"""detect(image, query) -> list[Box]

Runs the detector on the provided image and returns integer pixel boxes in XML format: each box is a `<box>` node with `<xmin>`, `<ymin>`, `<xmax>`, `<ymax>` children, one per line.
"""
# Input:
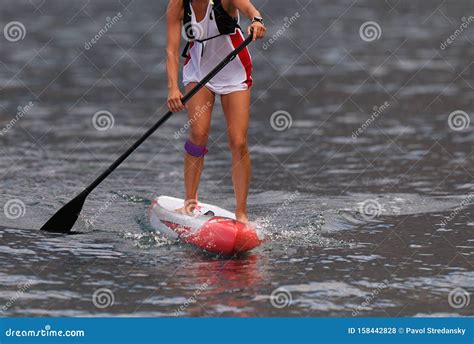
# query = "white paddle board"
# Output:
<box><xmin>148</xmin><ymin>196</ymin><xmax>263</xmax><ymax>255</ymax></box>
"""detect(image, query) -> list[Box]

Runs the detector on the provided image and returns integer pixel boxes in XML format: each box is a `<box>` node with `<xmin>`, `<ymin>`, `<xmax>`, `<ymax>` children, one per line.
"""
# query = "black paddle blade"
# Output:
<box><xmin>40</xmin><ymin>192</ymin><xmax>87</xmax><ymax>233</ymax></box>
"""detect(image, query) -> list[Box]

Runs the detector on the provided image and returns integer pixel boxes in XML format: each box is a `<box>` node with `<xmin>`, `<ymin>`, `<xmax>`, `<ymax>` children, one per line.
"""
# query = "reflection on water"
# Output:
<box><xmin>0</xmin><ymin>0</ymin><xmax>473</xmax><ymax>316</ymax></box>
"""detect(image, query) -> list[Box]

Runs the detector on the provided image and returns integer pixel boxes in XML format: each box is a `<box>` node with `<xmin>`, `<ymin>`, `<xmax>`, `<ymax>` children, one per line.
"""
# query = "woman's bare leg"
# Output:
<box><xmin>177</xmin><ymin>83</ymin><xmax>215</xmax><ymax>214</ymax></box>
<box><xmin>221</xmin><ymin>89</ymin><xmax>251</xmax><ymax>223</ymax></box>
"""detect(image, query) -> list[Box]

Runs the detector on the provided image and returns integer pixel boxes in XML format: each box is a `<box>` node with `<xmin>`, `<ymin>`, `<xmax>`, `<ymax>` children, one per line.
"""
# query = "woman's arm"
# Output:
<box><xmin>166</xmin><ymin>0</ymin><xmax>185</xmax><ymax>112</ymax></box>
<box><xmin>230</xmin><ymin>0</ymin><xmax>266</xmax><ymax>40</ymax></box>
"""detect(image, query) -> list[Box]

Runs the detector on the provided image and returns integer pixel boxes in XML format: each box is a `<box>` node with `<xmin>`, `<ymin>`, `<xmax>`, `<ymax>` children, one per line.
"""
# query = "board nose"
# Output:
<box><xmin>234</xmin><ymin>222</ymin><xmax>263</xmax><ymax>253</ymax></box>
<box><xmin>186</xmin><ymin>217</ymin><xmax>237</xmax><ymax>255</ymax></box>
<box><xmin>187</xmin><ymin>217</ymin><xmax>263</xmax><ymax>255</ymax></box>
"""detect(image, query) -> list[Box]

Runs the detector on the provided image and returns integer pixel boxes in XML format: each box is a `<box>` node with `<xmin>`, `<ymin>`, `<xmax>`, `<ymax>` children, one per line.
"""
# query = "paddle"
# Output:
<box><xmin>41</xmin><ymin>32</ymin><xmax>254</xmax><ymax>233</ymax></box>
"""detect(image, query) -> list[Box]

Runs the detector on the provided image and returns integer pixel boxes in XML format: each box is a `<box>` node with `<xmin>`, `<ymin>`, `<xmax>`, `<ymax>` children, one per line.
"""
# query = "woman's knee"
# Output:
<box><xmin>228</xmin><ymin>137</ymin><xmax>249</xmax><ymax>156</ymax></box>
<box><xmin>189</xmin><ymin>131</ymin><xmax>208</xmax><ymax>146</ymax></box>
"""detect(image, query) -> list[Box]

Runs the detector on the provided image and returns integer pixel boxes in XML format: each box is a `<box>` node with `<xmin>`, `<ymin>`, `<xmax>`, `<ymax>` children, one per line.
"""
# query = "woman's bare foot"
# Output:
<box><xmin>236</xmin><ymin>212</ymin><xmax>249</xmax><ymax>224</ymax></box>
<box><xmin>175</xmin><ymin>199</ymin><xmax>198</xmax><ymax>216</ymax></box>
<box><xmin>175</xmin><ymin>207</ymin><xmax>193</xmax><ymax>216</ymax></box>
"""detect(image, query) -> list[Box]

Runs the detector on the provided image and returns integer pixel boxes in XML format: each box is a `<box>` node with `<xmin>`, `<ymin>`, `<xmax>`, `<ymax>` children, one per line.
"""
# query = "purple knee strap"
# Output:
<box><xmin>185</xmin><ymin>140</ymin><xmax>208</xmax><ymax>157</ymax></box>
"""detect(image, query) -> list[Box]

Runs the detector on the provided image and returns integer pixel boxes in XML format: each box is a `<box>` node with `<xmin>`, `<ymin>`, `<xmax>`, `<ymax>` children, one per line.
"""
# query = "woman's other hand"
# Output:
<box><xmin>248</xmin><ymin>22</ymin><xmax>266</xmax><ymax>41</ymax></box>
<box><xmin>168</xmin><ymin>88</ymin><xmax>185</xmax><ymax>113</ymax></box>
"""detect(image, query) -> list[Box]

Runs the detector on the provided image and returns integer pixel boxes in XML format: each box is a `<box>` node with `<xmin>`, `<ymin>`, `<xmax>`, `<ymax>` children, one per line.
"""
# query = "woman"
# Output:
<box><xmin>166</xmin><ymin>0</ymin><xmax>266</xmax><ymax>224</ymax></box>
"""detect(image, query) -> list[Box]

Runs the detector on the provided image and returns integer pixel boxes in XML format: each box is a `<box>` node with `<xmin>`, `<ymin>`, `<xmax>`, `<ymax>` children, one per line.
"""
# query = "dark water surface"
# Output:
<box><xmin>0</xmin><ymin>0</ymin><xmax>473</xmax><ymax>316</ymax></box>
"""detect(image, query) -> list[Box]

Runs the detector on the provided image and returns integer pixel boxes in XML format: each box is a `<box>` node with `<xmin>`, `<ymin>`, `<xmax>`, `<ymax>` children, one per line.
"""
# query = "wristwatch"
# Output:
<box><xmin>252</xmin><ymin>16</ymin><xmax>264</xmax><ymax>25</ymax></box>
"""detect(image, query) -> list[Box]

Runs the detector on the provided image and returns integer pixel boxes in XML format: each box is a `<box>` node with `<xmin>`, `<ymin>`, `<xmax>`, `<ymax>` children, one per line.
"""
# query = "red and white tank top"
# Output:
<box><xmin>183</xmin><ymin>1</ymin><xmax>253</xmax><ymax>95</ymax></box>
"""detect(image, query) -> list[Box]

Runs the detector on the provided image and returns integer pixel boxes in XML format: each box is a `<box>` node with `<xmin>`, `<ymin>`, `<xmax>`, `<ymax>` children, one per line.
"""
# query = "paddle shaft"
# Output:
<box><xmin>83</xmin><ymin>34</ymin><xmax>253</xmax><ymax>196</ymax></box>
